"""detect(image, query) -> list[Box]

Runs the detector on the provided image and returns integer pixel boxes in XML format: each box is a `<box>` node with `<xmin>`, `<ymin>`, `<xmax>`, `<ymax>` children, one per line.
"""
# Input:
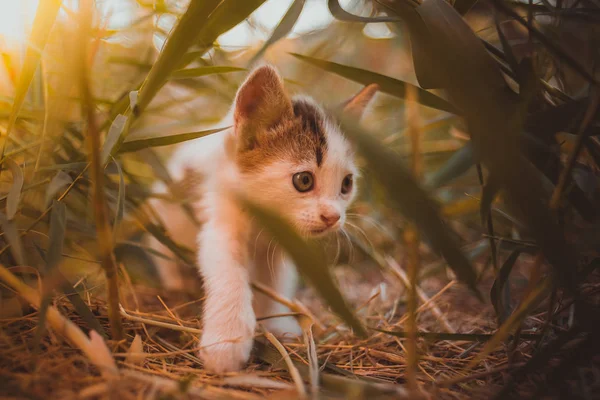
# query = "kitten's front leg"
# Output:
<box><xmin>198</xmin><ymin>221</ymin><xmax>255</xmax><ymax>373</ymax></box>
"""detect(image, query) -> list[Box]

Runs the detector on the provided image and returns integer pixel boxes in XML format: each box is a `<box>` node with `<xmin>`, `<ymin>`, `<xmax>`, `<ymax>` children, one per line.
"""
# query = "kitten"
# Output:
<box><xmin>147</xmin><ymin>65</ymin><xmax>377</xmax><ymax>373</ymax></box>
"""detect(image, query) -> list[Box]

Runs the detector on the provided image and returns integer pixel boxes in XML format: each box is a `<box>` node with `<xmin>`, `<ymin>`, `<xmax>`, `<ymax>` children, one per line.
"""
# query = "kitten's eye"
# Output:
<box><xmin>293</xmin><ymin>172</ymin><xmax>314</xmax><ymax>192</ymax></box>
<box><xmin>341</xmin><ymin>174</ymin><xmax>353</xmax><ymax>195</ymax></box>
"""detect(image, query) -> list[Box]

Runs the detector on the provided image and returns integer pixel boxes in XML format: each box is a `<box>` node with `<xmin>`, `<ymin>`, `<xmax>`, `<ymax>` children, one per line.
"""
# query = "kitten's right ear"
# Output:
<box><xmin>342</xmin><ymin>84</ymin><xmax>379</xmax><ymax>119</ymax></box>
<box><xmin>234</xmin><ymin>65</ymin><xmax>293</xmax><ymax>151</ymax></box>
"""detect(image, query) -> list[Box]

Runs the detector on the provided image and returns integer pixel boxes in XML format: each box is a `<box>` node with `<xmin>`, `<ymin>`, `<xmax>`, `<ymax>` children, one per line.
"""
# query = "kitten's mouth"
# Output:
<box><xmin>309</xmin><ymin>224</ymin><xmax>341</xmax><ymax>237</ymax></box>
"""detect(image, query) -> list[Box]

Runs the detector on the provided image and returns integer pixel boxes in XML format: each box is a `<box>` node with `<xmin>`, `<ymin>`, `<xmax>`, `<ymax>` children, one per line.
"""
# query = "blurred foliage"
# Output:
<box><xmin>0</xmin><ymin>0</ymin><xmax>599</xmax><ymax>397</ymax></box>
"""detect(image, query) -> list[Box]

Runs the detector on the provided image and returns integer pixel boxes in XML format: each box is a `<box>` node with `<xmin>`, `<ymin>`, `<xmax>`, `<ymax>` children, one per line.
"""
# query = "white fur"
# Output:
<box><xmin>147</xmin><ymin>93</ymin><xmax>360</xmax><ymax>374</ymax></box>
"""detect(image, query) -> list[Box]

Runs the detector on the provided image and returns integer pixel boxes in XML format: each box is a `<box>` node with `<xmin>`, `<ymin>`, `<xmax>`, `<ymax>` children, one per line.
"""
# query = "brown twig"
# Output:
<box><xmin>77</xmin><ymin>1</ymin><xmax>123</xmax><ymax>341</ymax></box>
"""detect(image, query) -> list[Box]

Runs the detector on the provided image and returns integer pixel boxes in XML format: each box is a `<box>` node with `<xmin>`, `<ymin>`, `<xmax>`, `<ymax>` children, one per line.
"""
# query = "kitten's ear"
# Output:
<box><xmin>234</xmin><ymin>65</ymin><xmax>293</xmax><ymax>151</ymax></box>
<box><xmin>342</xmin><ymin>84</ymin><xmax>379</xmax><ymax>119</ymax></box>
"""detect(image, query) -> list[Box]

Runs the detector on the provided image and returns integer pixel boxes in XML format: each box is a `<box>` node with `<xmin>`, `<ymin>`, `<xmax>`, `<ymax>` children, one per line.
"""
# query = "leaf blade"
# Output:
<box><xmin>243</xmin><ymin>199</ymin><xmax>367</xmax><ymax>337</ymax></box>
<box><xmin>290</xmin><ymin>53</ymin><xmax>459</xmax><ymax>114</ymax></box>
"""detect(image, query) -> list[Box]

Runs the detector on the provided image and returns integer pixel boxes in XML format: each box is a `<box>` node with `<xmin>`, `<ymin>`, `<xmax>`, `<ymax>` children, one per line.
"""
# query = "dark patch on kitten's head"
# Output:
<box><xmin>237</xmin><ymin>97</ymin><xmax>332</xmax><ymax>172</ymax></box>
<box><xmin>292</xmin><ymin>99</ymin><xmax>327</xmax><ymax>166</ymax></box>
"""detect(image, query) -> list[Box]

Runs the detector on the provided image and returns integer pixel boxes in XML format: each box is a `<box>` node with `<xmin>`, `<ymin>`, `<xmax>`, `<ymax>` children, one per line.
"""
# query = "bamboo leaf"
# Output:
<box><xmin>112</xmin><ymin>159</ymin><xmax>125</xmax><ymax>243</ymax></box>
<box><xmin>101</xmin><ymin>114</ymin><xmax>128</xmax><ymax>165</ymax></box>
<box><xmin>135</xmin><ymin>0</ymin><xmax>266</xmax><ymax>117</ymax></box>
<box><xmin>490</xmin><ymin>249</ymin><xmax>522</xmax><ymax>324</ymax></box>
<box><xmin>335</xmin><ymin>114</ymin><xmax>481</xmax><ymax>299</ymax></box>
<box><xmin>469</xmin><ymin>278</ymin><xmax>552</xmax><ymax>368</ymax></box>
<box><xmin>290</xmin><ymin>53</ymin><xmax>459</xmax><ymax>114</ymax></box>
<box><xmin>119</xmin><ymin>127</ymin><xmax>227</xmax><ymax>153</ymax></box>
<box><xmin>0</xmin><ymin>213</ymin><xmax>26</xmax><ymax>265</ymax></box>
<box><xmin>2</xmin><ymin>0</ymin><xmax>62</xmax><ymax>153</ymax></box>
<box><xmin>170</xmin><ymin>66</ymin><xmax>245</xmax><ymax>80</ymax></box>
<box><xmin>46</xmin><ymin>200</ymin><xmax>66</xmax><ymax>271</ymax></box>
<box><xmin>4</xmin><ymin>158</ymin><xmax>23</xmax><ymax>219</ymax></box>
<box><xmin>425</xmin><ymin>142</ymin><xmax>474</xmax><ymax>189</ymax></box>
<box><xmin>45</xmin><ymin>171</ymin><xmax>72</xmax><ymax>207</ymax></box>
<box><xmin>480</xmin><ymin>173</ymin><xmax>501</xmax><ymax>226</ymax></box>
<box><xmin>250</xmin><ymin>0</ymin><xmax>306</xmax><ymax>65</ymax></box>
<box><xmin>243</xmin><ymin>199</ymin><xmax>367</xmax><ymax>337</ymax></box>
<box><xmin>33</xmin><ymin>201</ymin><xmax>67</xmax><ymax>348</ymax></box>
<box><xmin>133</xmin><ymin>0</ymin><xmax>223</xmax><ymax>116</ymax></box>
<box><xmin>389</xmin><ymin>0</ymin><xmax>579</xmax><ymax>293</ymax></box>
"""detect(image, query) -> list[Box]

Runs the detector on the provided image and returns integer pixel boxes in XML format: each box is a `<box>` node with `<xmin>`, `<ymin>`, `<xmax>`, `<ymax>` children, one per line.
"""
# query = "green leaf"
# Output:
<box><xmin>33</xmin><ymin>201</ymin><xmax>67</xmax><ymax>348</ymax></box>
<box><xmin>243</xmin><ymin>199</ymin><xmax>367</xmax><ymax>337</ymax></box>
<box><xmin>490</xmin><ymin>249</ymin><xmax>522</xmax><ymax>324</ymax></box>
<box><xmin>469</xmin><ymin>277</ymin><xmax>552</xmax><ymax>368</ymax></box>
<box><xmin>4</xmin><ymin>158</ymin><xmax>24</xmax><ymax>220</ymax></box>
<box><xmin>290</xmin><ymin>53</ymin><xmax>459</xmax><ymax>114</ymax></box>
<box><xmin>101</xmin><ymin>114</ymin><xmax>128</xmax><ymax>166</ymax></box>
<box><xmin>135</xmin><ymin>0</ymin><xmax>266</xmax><ymax>117</ymax></box>
<box><xmin>45</xmin><ymin>171</ymin><xmax>72</xmax><ymax>207</ymax></box>
<box><xmin>133</xmin><ymin>0</ymin><xmax>223</xmax><ymax>116</ymax></box>
<box><xmin>46</xmin><ymin>200</ymin><xmax>66</xmax><ymax>271</ymax></box>
<box><xmin>170</xmin><ymin>66</ymin><xmax>245</xmax><ymax>80</ymax></box>
<box><xmin>479</xmin><ymin>173</ymin><xmax>501</xmax><ymax>226</ymax></box>
<box><xmin>250</xmin><ymin>0</ymin><xmax>306</xmax><ymax>65</ymax></box>
<box><xmin>425</xmin><ymin>142</ymin><xmax>474</xmax><ymax>189</ymax></box>
<box><xmin>119</xmin><ymin>127</ymin><xmax>228</xmax><ymax>153</ymax></box>
<box><xmin>0</xmin><ymin>213</ymin><xmax>26</xmax><ymax>265</ymax></box>
<box><xmin>112</xmin><ymin>159</ymin><xmax>125</xmax><ymax>243</ymax></box>
<box><xmin>396</xmin><ymin>0</ymin><xmax>578</xmax><ymax>293</ymax></box>
<box><xmin>2</xmin><ymin>0</ymin><xmax>62</xmax><ymax>155</ymax></box>
<box><xmin>335</xmin><ymin>114</ymin><xmax>481</xmax><ymax>300</ymax></box>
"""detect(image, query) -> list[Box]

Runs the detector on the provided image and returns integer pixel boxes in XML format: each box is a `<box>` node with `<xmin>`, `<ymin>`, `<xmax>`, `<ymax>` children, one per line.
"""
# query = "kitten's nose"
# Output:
<box><xmin>320</xmin><ymin>212</ymin><xmax>340</xmax><ymax>226</ymax></box>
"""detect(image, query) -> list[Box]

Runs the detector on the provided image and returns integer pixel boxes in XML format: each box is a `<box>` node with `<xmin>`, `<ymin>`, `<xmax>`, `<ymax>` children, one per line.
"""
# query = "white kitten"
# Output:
<box><xmin>147</xmin><ymin>65</ymin><xmax>377</xmax><ymax>373</ymax></box>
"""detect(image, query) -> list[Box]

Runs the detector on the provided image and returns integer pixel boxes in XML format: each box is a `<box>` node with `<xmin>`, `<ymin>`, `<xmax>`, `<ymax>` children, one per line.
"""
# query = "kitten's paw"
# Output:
<box><xmin>262</xmin><ymin>317</ymin><xmax>303</xmax><ymax>340</ymax></box>
<box><xmin>199</xmin><ymin>322</ymin><xmax>255</xmax><ymax>373</ymax></box>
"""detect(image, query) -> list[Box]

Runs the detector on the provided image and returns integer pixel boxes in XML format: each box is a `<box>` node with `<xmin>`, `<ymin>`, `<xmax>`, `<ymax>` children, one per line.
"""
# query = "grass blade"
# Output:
<box><xmin>101</xmin><ymin>114</ymin><xmax>127</xmax><ymax>166</ymax></box>
<box><xmin>335</xmin><ymin>114</ymin><xmax>481</xmax><ymax>299</ymax></box>
<box><xmin>133</xmin><ymin>0</ymin><xmax>223</xmax><ymax>116</ymax></box>
<box><xmin>250</xmin><ymin>0</ymin><xmax>306</xmax><ymax>65</ymax></box>
<box><xmin>112</xmin><ymin>159</ymin><xmax>125</xmax><ymax>243</ymax></box>
<box><xmin>490</xmin><ymin>249</ymin><xmax>522</xmax><ymax>324</ymax></box>
<box><xmin>119</xmin><ymin>127</ymin><xmax>228</xmax><ymax>153</ymax></box>
<box><xmin>45</xmin><ymin>170</ymin><xmax>72</xmax><ymax>207</ymax></box>
<box><xmin>0</xmin><ymin>213</ymin><xmax>26</xmax><ymax>265</ymax></box>
<box><xmin>170</xmin><ymin>66</ymin><xmax>245</xmax><ymax>80</ymax></box>
<box><xmin>290</xmin><ymin>53</ymin><xmax>459</xmax><ymax>114</ymax></box>
<box><xmin>425</xmin><ymin>142</ymin><xmax>474</xmax><ymax>189</ymax></box>
<box><xmin>468</xmin><ymin>278</ymin><xmax>552</xmax><ymax>369</ymax></box>
<box><xmin>398</xmin><ymin>0</ymin><xmax>579</xmax><ymax>293</ymax></box>
<box><xmin>243</xmin><ymin>199</ymin><xmax>367</xmax><ymax>337</ymax></box>
<box><xmin>4</xmin><ymin>158</ymin><xmax>24</xmax><ymax>219</ymax></box>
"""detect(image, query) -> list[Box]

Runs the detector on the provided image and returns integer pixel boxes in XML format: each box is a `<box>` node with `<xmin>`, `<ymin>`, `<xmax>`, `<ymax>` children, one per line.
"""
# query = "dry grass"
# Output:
<box><xmin>2</xmin><ymin>254</ymin><xmax>598</xmax><ymax>399</ymax></box>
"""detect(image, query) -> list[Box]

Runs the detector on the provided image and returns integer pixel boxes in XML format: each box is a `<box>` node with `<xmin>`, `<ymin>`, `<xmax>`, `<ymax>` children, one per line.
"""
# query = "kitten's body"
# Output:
<box><xmin>148</xmin><ymin>66</ymin><xmax>376</xmax><ymax>373</ymax></box>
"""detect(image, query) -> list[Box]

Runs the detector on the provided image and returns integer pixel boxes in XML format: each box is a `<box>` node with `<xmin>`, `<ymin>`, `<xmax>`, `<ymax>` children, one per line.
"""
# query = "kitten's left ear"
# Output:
<box><xmin>234</xmin><ymin>65</ymin><xmax>293</xmax><ymax>151</ymax></box>
<box><xmin>342</xmin><ymin>84</ymin><xmax>379</xmax><ymax>119</ymax></box>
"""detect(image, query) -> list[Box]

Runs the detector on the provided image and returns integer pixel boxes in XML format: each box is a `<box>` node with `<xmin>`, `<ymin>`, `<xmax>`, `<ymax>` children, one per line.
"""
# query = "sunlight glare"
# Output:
<box><xmin>0</xmin><ymin>0</ymin><xmax>39</xmax><ymax>47</ymax></box>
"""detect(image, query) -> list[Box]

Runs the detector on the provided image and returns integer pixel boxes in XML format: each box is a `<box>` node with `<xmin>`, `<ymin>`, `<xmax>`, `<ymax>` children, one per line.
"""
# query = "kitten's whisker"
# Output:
<box><xmin>340</xmin><ymin>228</ymin><xmax>355</xmax><ymax>264</ymax></box>
<box><xmin>345</xmin><ymin>221</ymin><xmax>375</xmax><ymax>254</ymax></box>
<box><xmin>253</xmin><ymin>228</ymin><xmax>265</xmax><ymax>261</ymax></box>
<box><xmin>332</xmin><ymin>231</ymin><xmax>342</xmax><ymax>266</ymax></box>
<box><xmin>346</xmin><ymin>213</ymin><xmax>388</xmax><ymax>235</ymax></box>
<box><xmin>266</xmin><ymin>238</ymin><xmax>276</xmax><ymax>282</ymax></box>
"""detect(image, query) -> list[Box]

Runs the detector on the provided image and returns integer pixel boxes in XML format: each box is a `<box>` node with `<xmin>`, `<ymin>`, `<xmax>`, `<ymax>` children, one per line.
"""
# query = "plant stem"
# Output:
<box><xmin>77</xmin><ymin>0</ymin><xmax>123</xmax><ymax>341</ymax></box>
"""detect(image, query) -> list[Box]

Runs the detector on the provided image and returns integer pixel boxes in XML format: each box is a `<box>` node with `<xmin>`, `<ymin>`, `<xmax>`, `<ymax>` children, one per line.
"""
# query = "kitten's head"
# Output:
<box><xmin>230</xmin><ymin>65</ymin><xmax>377</xmax><ymax>237</ymax></box>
